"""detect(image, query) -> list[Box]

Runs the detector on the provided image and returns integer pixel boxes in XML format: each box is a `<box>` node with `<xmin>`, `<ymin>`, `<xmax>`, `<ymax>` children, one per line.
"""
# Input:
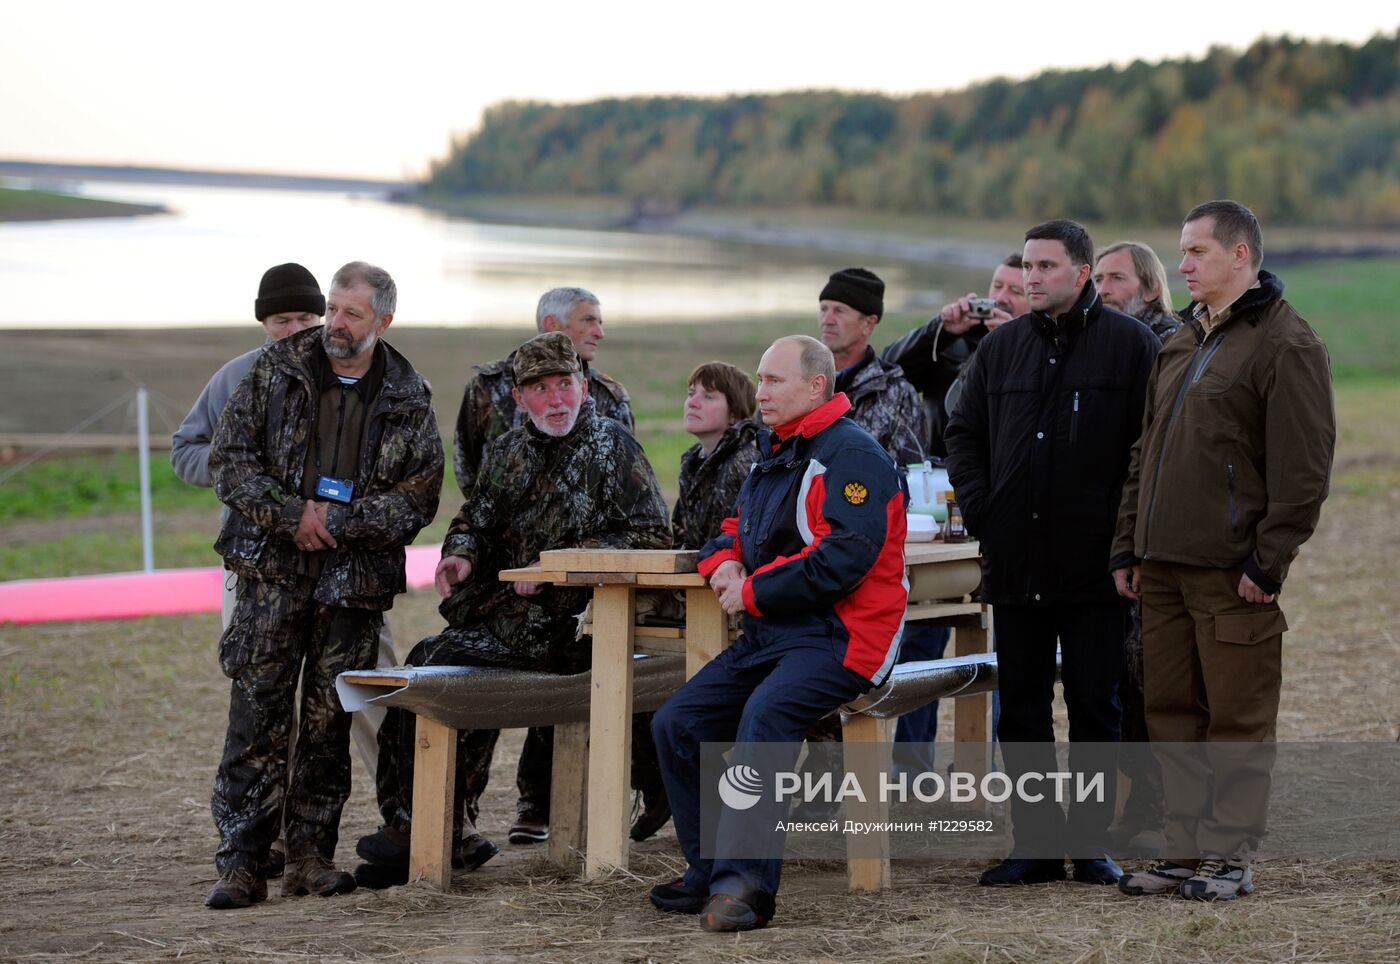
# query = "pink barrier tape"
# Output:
<box><xmin>0</xmin><ymin>544</ymin><xmax>442</xmax><ymax>625</ymax></box>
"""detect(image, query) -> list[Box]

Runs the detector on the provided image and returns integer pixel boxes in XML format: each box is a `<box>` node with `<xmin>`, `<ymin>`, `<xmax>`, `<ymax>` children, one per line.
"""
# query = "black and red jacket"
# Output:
<box><xmin>698</xmin><ymin>394</ymin><xmax>909</xmax><ymax>685</ymax></box>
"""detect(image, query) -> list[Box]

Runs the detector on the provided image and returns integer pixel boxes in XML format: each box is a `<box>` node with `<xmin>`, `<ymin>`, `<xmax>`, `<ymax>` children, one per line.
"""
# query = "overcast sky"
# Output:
<box><xmin>3</xmin><ymin>1</ymin><xmax>1395</xmax><ymax>181</ymax></box>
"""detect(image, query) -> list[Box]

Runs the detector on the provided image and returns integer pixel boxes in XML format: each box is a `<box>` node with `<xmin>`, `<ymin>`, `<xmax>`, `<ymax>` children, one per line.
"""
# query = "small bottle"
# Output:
<box><xmin>944</xmin><ymin>490</ymin><xmax>968</xmax><ymax>542</ymax></box>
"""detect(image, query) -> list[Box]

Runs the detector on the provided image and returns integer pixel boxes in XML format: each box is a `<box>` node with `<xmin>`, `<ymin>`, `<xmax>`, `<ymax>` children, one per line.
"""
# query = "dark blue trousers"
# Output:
<box><xmin>651</xmin><ymin>638</ymin><xmax>870</xmax><ymax>901</ymax></box>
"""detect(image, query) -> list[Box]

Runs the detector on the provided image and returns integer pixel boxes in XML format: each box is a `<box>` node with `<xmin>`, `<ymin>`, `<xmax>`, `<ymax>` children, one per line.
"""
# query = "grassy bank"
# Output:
<box><xmin>0</xmin><ymin>185</ymin><xmax>165</xmax><ymax>222</ymax></box>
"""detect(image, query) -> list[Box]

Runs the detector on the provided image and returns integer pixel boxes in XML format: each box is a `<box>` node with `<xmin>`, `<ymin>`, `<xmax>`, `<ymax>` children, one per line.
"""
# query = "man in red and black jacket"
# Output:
<box><xmin>648</xmin><ymin>335</ymin><xmax>908</xmax><ymax>933</ymax></box>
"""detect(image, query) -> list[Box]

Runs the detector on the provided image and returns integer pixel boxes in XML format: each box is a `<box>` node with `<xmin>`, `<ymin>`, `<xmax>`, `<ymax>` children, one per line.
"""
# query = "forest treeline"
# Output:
<box><xmin>426</xmin><ymin>32</ymin><xmax>1400</xmax><ymax>227</ymax></box>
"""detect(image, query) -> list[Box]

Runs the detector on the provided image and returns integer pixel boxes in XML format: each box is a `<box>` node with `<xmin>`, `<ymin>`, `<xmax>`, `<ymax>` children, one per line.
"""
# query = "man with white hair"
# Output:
<box><xmin>451</xmin><ymin>287</ymin><xmax>640</xmax><ymax>843</ymax></box>
<box><xmin>453</xmin><ymin>286</ymin><xmax>633</xmax><ymax>495</ymax></box>
<box><xmin>356</xmin><ymin>332</ymin><xmax>670</xmax><ymax>888</ymax></box>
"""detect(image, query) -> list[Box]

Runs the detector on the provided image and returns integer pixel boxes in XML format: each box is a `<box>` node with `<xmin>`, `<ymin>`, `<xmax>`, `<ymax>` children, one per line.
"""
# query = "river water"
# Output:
<box><xmin>0</xmin><ymin>179</ymin><xmax>979</xmax><ymax>328</ymax></box>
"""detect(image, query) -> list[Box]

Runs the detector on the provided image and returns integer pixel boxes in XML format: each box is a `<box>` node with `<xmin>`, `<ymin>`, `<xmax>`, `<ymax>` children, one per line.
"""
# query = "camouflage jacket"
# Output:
<box><xmin>452</xmin><ymin>351</ymin><xmax>633</xmax><ymax>497</ymax></box>
<box><xmin>1137</xmin><ymin>307</ymin><xmax>1181</xmax><ymax>343</ymax></box>
<box><xmin>672</xmin><ymin>418</ymin><xmax>760</xmax><ymax>550</ymax></box>
<box><xmin>437</xmin><ymin>409</ymin><xmax>670</xmax><ymax>664</ymax></box>
<box><xmin>210</xmin><ymin>328</ymin><xmax>443</xmax><ymax>610</ymax></box>
<box><xmin>836</xmin><ymin>347</ymin><xmax>928</xmax><ymax>467</ymax></box>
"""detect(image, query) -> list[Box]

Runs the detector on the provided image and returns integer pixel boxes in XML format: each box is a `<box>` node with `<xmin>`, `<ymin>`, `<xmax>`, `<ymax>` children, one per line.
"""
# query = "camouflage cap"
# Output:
<box><xmin>513</xmin><ymin>331</ymin><xmax>582</xmax><ymax>385</ymax></box>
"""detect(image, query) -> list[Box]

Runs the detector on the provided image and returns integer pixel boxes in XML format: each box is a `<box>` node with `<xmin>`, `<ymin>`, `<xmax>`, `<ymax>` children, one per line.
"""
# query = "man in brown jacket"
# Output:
<box><xmin>1112</xmin><ymin>200</ymin><xmax>1335</xmax><ymax>902</ymax></box>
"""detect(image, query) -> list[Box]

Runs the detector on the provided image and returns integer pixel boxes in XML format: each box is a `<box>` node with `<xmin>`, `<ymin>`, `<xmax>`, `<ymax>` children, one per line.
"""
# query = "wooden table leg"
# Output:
<box><xmin>585</xmin><ymin>583</ymin><xmax>635</xmax><ymax>878</ymax></box>
<box><xmin>409</xmin><ymin>715</ymin><xmax>456</xmax><ymax>890</ymax></box>
<box><xmin>842</xmin><ymin>714</ymin><xmax>895</xmax><ymax>892</ymax></box>
<box><xmin>953</xmin><ymin>607</ymin><xmax>991</xmax><ymax>781</ymax></box>
<box><xmin>684</xmin><ymin>587</ymin><xmax>726</xmax><ymax>680</ymax></box>
<box><xmin>549</xmin><ymin>720</ymin><xmax>589</xmax><ymax>870</ymax></box>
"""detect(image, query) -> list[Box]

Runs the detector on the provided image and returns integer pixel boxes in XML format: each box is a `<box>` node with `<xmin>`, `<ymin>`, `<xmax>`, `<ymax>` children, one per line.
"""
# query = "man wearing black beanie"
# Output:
<box><xmin>816</xmin><ymin>267</ymin><xmax>926</xmax><ymax>467</ymax></box>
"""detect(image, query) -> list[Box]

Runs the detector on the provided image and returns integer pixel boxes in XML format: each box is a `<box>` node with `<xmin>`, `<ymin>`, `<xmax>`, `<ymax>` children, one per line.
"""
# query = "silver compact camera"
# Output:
<box><xmin>967</xmin><ymin>297</ymin><xmax>1000</xmax><ymax>319</ymax></box>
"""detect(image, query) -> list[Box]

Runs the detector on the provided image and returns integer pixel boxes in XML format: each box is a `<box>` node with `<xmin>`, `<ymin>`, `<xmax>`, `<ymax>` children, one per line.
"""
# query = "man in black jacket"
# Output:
<box><xmin>945</xmin><ymin>220</ymin><xmax>1159</xmax><ymax>888</ymax></box>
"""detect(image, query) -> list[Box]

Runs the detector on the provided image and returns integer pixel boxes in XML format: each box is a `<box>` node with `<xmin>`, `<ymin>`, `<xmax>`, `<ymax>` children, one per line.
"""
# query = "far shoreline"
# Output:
<box><xmin>0</xmin><ymin>186</ymin><xmax>166</xmax><ymax>223</ymax></box>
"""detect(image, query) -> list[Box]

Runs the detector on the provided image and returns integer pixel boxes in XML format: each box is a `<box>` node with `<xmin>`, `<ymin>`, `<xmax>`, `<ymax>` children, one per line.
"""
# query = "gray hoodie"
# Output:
<box><xmin>171</xmin><ymin>344</ymin><xmax>267</xmax><ymax>487</ymax></box>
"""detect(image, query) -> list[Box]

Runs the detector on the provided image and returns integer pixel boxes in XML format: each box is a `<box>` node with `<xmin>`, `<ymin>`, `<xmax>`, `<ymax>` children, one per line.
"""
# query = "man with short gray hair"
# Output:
<box><xmin>356</xmin><ymin>332</ymin><xmax>670</xmax><ymax>887</ymax></box>
<box><xmin>453</xmin><ymin>286</ymin><xmax>633</xmax><ymax>494</ymax></box>
<box><xmin>449</xmin><ymin>285</ymin><xmax>639</xmax><ymax>844</ymax></box>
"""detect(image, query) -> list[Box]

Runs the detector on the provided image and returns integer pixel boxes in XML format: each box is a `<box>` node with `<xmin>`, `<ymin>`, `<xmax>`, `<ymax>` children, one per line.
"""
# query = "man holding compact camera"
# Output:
<box><xmin>205</xmin><ymin>261</ymin><xmax>444</xmax><ymax>909</ymax></box>
<box><xmin>882</xmin><ymin>253</ymin><xmax>1028</xmax><ymax>458</ymax></box>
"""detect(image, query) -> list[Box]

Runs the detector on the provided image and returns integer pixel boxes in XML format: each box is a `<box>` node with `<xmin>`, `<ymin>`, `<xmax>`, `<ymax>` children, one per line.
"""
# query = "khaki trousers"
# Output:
<box><xmin>1140</xmin><ymin>560</ymin><xmax>1287</xmax><ymax>865</ymax></box>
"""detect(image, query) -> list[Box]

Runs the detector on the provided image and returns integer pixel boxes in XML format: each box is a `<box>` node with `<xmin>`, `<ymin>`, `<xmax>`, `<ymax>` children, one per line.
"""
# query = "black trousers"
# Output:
<box><xmin>994</xmin><ymin>602</ymin><xmax>1125</xmax><ymax>856</ymax></box>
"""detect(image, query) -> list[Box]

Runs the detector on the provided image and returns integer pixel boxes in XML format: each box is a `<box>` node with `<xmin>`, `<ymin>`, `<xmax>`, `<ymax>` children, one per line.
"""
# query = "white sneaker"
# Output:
<box><xmin>1180</xmin><ymin>857</ymin><xmax>1254</xmax><ymax>901</ymax></box>
<box><xmin>1118</xmin><ymin>860</ymin><xmax>1194</xmax><ymax>896</ymax></box>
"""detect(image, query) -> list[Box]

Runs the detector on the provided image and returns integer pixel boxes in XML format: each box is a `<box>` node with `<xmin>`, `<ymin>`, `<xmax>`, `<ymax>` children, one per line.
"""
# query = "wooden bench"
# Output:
<box><xmin>336</xmin><ymin>542</ymin><xmax>994</xmax><ymax>892</ymax></box>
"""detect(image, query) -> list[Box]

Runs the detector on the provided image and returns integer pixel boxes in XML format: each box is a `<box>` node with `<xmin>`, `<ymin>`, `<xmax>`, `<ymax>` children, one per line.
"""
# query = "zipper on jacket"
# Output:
<box><xmin>1192</xmin><ymin>336</ymin><xmax>1226</xmax><ymax>384</ymax></box>
<box><xmin>328</xmin><ymin>385</ymin><xmax>350</xmax><ymax>476</ymax></box>
<box><xmin>1144</xmin><ymin>334</ymin><xmax>1212</xmax><ymax>541</ymax></box>
<box><xmin>1070</xmin><ymin>391</ymin><xmax>1080</xmax><ymax>443</ymax></box>
<box><xmin>1226</xmin><ymin>462</ymin><xmax>1238</xmax><ymax>533</ymax></box>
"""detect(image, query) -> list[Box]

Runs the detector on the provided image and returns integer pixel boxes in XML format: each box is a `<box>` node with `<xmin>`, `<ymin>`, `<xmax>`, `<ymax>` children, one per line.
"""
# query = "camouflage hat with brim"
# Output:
<box><xmin>513</xmin><ymin>331</ymin><xmax>582</xmax><ymax>384</ymax></box>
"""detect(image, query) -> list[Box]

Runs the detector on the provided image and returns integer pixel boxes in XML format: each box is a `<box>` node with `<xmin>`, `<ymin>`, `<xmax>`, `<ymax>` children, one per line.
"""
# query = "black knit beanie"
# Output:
<box><xmin>819</xmin><ymin>267</ymin><xmax>884</xmax><ymax>320</ymax></box>
<box><xmin>254</xmin><ymin>263</ymin><xmax>326</xmax><ymax>320</ymax></box>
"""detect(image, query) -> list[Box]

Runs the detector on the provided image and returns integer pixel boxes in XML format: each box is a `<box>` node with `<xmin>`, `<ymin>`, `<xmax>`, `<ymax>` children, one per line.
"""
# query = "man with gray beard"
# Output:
<box><xmin>206</xmin><ymin>262</ymin><xmax>444</xmax><ymax>909</ymax></box>
<box><xmin>356</xmin><ymin>332</ymin><xmax>670</xmax><ymax>888</ymax></box>
<box><xmin>1094</xmin><ymin>241</ymin><xmax>1180</xmax><ymax>341</ymax></box>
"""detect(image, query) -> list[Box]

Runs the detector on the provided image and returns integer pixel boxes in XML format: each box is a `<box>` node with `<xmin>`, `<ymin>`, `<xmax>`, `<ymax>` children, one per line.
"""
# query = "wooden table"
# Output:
<box><xmin>500</xmin><ymin>548</ymin><xmax>724</xmax><ymax>878</ymax></box>
<box><xmin>500</xmin><ymin>540</ymin><xmax>988</xmax><ymax>882</ymax></box>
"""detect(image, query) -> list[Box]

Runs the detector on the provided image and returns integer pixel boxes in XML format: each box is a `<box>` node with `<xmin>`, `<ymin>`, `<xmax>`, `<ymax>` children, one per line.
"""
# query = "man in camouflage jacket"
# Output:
<box><xmin>452</xmin><ymin>286</ymin><xmax>632</xmax><ymax>497</ymax></box>
<box><xmin>358</xmin><ymin>332</ymin><xmax>670</xmax><ymax>885</ymax></box>
<box><xmin>817</xmin><ymin>267</ymin><xmax>927</xmax><ymax>466</ymax></box>
<box><xmin>206</xmin><ymin>262</ymin><xmax>442</xmax><ymax>909</ymax></box>
<box><xmin>452</xmin><ymin>287</ymin><xmax>633</xmax><ymax>837</ymax></box>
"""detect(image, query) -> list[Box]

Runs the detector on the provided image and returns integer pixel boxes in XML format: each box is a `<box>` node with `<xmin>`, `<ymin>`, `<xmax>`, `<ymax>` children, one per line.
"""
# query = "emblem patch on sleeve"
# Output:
<box><xmin>843</xmin><ymin>481</ymin><xmax>869</xmax><ymax>505</ymax></box>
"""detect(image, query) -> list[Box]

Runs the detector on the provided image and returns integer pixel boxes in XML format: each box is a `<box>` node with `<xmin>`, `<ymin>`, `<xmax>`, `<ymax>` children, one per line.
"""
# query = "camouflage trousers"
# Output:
<box><xmin>375</xmin><ymin>625</ymin><xmax>664</xmax><ymax>845</ymax></box>
<box><xmin>211</xmin><ymin>576</ymin><xmax>381</xmax><ymax>875</ymax></box>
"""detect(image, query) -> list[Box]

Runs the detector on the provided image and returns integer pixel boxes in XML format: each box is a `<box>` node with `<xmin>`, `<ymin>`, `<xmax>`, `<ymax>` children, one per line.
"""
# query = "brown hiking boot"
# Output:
<box><xmin>206</xmin><ymin>868</ymin><xmax>268</xmax><ymax>909</ymax></box>
<box><xmin>280</xmin><ymin>856</ymin><xmax>357</xmax><ymax>898</ymax></box>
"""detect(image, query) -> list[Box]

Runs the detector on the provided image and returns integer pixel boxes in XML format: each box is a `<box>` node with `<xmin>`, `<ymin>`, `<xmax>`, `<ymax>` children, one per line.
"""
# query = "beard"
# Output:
<box><xmin>323</xmin><ymin>326</ymin><xmax>377</xmax><ymax>360</ymax></box>
<box><xmin>528</xmin><ymin>405</ymin><xmax>581</xmax><ymax>438</ymax></box>
<box><xmin>1112</xmin><ymin>292</ymin><xmax>1150</xmax><ymax>320</ymax></box>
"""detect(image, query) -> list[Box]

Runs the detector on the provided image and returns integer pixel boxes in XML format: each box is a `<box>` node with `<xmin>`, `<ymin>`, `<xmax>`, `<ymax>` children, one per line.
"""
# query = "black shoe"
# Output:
<box><xmin>978</xmin><ymin>858</ymin><xmax>1067</xmax><ymax>886</ymax></box>
<box><xmin>1072</xmin><ymin>856</ymin><xmax>1124</xmax><ymax>885</ymax></box>
<box><xmin>630</xmin><ymin>795</ymin><xmax>673</xmax><ymax>842</ymax></box>
<box><xmin>508</xmin><ymin>811</ymin><xmax>549</xmax><ymax>845</ymax></box>
<box><xmin>700</xmin><ymin>892</ymin><xmax>776</xmax><ymax>932</ymax></box>
<box><xmin>356</xmin><ymin>827</ymin><xmax>410</xmax><ymax>866</ymax></box>
<box><xmin>455</xmin><ymin>833</ymin><xmax>499</xmax><ymax>872</ymax></box>
<box><xmin>649</xmin><ymin>877</ymin><xmax>707</xmax><ymax>914</ymax></box>
<box><xmin>353</xmin><ymin>862</ymin><xmax>409</xmax><ymax>890</ymax></box>
<box><xmin>267</xmin><ymin>844</ymin><xmax>286</xmax><ymax>880</ymax></box>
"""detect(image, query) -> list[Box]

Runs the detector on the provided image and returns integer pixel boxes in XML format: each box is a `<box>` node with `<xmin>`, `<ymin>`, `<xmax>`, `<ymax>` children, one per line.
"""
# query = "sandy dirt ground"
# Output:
<box><xmin>3</xmin><ymin>469</ymin><xmax>1398</xmax><ymax>962</ymax></box>
<box><xmin>2</xmin><ymin>339</ymin><xmax>1398</xmax><ymax>961</ymax></box>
